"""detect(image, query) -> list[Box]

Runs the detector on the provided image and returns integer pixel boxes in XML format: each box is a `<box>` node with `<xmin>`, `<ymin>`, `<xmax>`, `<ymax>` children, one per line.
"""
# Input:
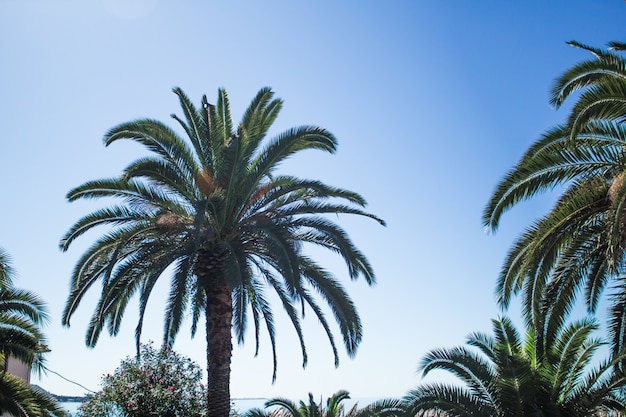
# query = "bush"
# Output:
<box><xmin>78</xmin><ymin>342</ymin><xmax>206</xmax><ymax>417</ymax></box>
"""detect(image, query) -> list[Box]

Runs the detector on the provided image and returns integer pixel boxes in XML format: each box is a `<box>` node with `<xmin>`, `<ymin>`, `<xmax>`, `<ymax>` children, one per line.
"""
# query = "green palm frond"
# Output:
<box><xmin>252</xmin><ymin>176</ymin><xmax>370</xmax><ymax>208</ymax></box>
<box><xmin>403</xmin><ymin>383</ymin><xmax>489</xmax><ymax>417</ymax></box>
<box><xmin>569</xmin><ymin>351</ymin><xmax>626</xmax><ymax>405</ymax></box>
<box><xmin>299</xmin><ymin>259</ymin><xmax>358</xmax><ymax>361</ymax></box>
<box><xmin>66</xmin><ymin>177</ymin><xmax>182</xmax><ymax>208</ymax></box>
<box><xmin>245</xmin><ymin>407</ymin><xmax>272</xmax><ymax>417</ymax></box>
<box><xmin>0</xmin><ymin>249</ymin><xmax>15</xmax><ymax>290</ymax></box>
<box><xmin>484</xmin><ymin>123</ymin><xmax>619</xmax><ymax>232</ymax></box>
<box><xmin>259</xmin><ymin>267</ymin><xmax>308</xmax><ymax>377</ymax></box>
<box><xmin>0</xmin><ymin>319</ymin><xmax>41</xmax><ymax>365</ymax></box>
<box><xmin>265</xmin><ymin>397</ymin><xmax>301</xmax><ymax>417</ymax></box>
<box><xmin>59</xmin><ymin>205</ymin><xmax>152</xmax><ymax>251</ymax></box>
<box><xmin>104</xmin><ymin>118</ymin><xmax>199</xmax><ymax>176</ymax></box>
<box><xmin>171</xmin><ymin>87</ymin><xmax>208</xmax><ymax>165</ymax></box>
<box><xmin>257</xmin><ymin>391</ymin><xmax>372</xmax><ymax>417</ymax></box>
<box><xmin>466</xmin><ymin>331</ymin><xmax>496</xmax><ymax>360</ymax></box>
<box><xmin>551</xmin><ymin>43</ymin><xmax>626</xmax><ymax>108</ymax></box>
<box><xmin>551</xmin><ymin>318</ymin><xmax>601</xmax><ymax>396</ymax></box>
<box><xmin>216</xmin><ymin>88</ymin><xmax>234</xmax><ymax>147</ymax></box>
<box><xmin>420</xmin><ymin>346</ymin><xmax>495</xmax><ymax>402</ymax></box>
<box><xmin>569</xmin><ymin>81</ymin><xmax>626</xmax><ymax>139</ymax></box>
<box><xmin>355</xmin><ymin>398</ymin><xmax>405</xmax><ymax>417</ymax></box>
<box><xmin>248</xmin><ymin>126</ymin><xmax>337</xmax><ymax>187</ymax></box>
<box><xmin>608</xmin><ymin>41</ymin><xmax>626</xmax><ymax>51</ymax></box>
<box><xmin>244</xmin><ymin>273</ymin><xmax>279</xmax><ymax>378</ymax></box>
<box><xmin>495</xmin><ymin>175</ymin><xmax>611</xmax><ymax>323</ymax></box>
<box><xmin>62</xmin><ymin>223</ymin><xmax>150</xmax><ymax>322</ymax></box>
<box><xmin>121</xmin><ymin>156</ymin><xmax>198</xmax><ymax>201</ymax></box>
<box><xmin>290</xmin><ymin>216</ymin><xmax>376</xmax><ymax>282</ymax></box>
<box><xmin>240</xmin><ymin>87</ymin><xmax>282</xmax><ymax>151</ymax></box>
<box><xmin>0</xmin><ymin>288</ymin><xmax>47</xmax><ymax>326</ymax></box>
<box><xmin>541</xmin><ymin>222</ymin><xmax>607</xmax><ymax>323</ymax></box>
<box><xmin>0</xmin><ymin>372</ymin><xmax>64</xmax><ymax>417</ymax></box>
<box><xmin>162</xmin><ymin>255</ymin><xmax>193</xmax><ymax>346</ymax></box>
<box><xmin>607</xmin><ymin>278</ymin><xmax>626</xmax><ymax>361</ymax></box>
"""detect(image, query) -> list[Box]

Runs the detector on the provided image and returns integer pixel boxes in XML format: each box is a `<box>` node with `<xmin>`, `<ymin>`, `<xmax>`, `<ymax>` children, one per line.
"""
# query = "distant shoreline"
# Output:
<box><xmin>54</xmin><ymin>394</ymin><xmax>269</xmax><ymax>403</ymax></box>
<box><xmin>33</xmin><ymin>386</ymin><xmax>86</xmax><ymax>403</ymax></box>
<box><xmin>35</xmin><ymin>385</ymin><xmax>270</xmax><ymax>403</ymax></box>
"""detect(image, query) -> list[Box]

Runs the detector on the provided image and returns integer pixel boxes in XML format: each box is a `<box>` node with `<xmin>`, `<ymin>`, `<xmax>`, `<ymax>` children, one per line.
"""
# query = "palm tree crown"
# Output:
<box><xmin>402</xmin><ymin>306</ymin><xmax>626</xmax><ymax>417</ymax></box>
<box><xmin>483</xmin><ymin>41</ymin><xmax>626</xmax><ymax>348</ymax></box>
<box><xmin>245</xmin><ymin>390</ymin><xmax>366</xmax><ymax>417</ymax></box>
<box><xmin>60</xmin><ymin>87</ymin><xmax>385</xmax><ymax>417</ymax></box>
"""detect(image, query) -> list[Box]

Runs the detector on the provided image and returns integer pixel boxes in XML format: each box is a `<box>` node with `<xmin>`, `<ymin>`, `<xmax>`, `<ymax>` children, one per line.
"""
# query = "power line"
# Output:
<box><xmin>41</xmin><ymin>365</ymin><xmax>97</xmax><ymax>394</ymax></box>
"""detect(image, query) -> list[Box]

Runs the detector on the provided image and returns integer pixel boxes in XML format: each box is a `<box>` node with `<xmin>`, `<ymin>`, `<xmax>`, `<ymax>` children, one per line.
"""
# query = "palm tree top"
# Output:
<box><xmin>403</xmin><ymin>309</ymin><xmax>626</xmax><ymax>417</ymax></box>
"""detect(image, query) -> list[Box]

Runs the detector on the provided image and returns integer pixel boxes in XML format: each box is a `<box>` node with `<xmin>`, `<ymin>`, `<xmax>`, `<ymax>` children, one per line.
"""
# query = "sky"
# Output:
<box><xmin>1</xmin><ymin>0</ymin><xmax>626</xmax><ymax>403</ymax></box>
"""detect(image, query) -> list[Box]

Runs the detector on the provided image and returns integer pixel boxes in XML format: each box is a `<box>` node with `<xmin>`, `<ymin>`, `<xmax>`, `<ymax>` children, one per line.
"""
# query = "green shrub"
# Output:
<box><xmin>78</xmin><ymin>342</ymin><xmax>206</xmax><ymax>417</ymax></box>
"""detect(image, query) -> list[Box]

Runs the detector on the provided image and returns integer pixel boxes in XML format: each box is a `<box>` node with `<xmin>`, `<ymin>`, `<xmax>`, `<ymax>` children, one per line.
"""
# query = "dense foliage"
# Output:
<box><xmin>483</xmin><ymin>41</ymin><xmax>626</xmax><ymax>354</ymax></box>
<box><xmin>243</xmin><ymin>390</ymin><xmax>385</xmax><ymax>417</ymax></box>
<box><xmin>0</xmin><ymin>247</ymin><xmax>64</xmax><ymax>417</ymax></box>
<box><xmin>78</xmin><ymin>342</ymin><xmax>206</xmax><ymax>417</ymax></box>
<box><xmin>402</xmin><ymin>307</ymin><xmax>626</xmax><ymax>417</ymax></box>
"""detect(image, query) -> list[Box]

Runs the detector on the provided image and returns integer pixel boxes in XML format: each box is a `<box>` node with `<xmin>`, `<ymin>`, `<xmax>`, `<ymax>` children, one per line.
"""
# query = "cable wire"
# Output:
<box><xmin>41</xmin><ymin>365</ymin><xmax>97</xmax><ymax>394</ymax></box>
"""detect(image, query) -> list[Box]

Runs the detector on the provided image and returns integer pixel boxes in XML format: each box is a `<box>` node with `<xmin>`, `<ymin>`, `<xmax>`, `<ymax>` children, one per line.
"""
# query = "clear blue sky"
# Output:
<box><xmin>1</xmin><ymin>0</ymin><xmax>625</xmax><ymax>401</ymax></box>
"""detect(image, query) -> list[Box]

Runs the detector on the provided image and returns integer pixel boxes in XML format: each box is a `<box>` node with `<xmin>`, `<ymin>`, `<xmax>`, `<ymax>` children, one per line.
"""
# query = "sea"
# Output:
<box><xmin>61</xmin><ymin>397</ymin><xmax>379</xmax><ymax>416</ymax></box>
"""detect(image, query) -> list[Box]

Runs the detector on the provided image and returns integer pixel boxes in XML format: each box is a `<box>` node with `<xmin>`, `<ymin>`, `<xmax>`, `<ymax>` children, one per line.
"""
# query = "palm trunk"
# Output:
<box><xmin>205</xmin><ymin>283</ymin><xmax>233</xmax><ymax>417</ymax></box>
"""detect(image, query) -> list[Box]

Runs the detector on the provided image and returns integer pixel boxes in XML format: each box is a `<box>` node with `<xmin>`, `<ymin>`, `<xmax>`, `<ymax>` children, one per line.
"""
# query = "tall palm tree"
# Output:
<box><xmin>402</xmin><ymin>305</ymin><xmax>626</xmax><ymax>417</ymax></box>
<box><xmin>60</xmin><ymin>87</ymin><xmax>385</xmax><ymax>417</ymax></box>
<box><xmin>483</xmin><ymin>41</ymin><xmax>626</xmax><ymax>350</ymax></box>
<box><xmin>0</xmin><ymin>248</ymin><xmax>64</xmax><ymax>417</ymax></box>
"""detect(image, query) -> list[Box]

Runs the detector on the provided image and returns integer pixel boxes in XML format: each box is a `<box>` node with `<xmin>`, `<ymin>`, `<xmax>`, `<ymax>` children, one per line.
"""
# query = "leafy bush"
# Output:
<box><xmin>78</xmin><ymin>342</ymin><xmax>206</xmax><ymax>417</ymax></box>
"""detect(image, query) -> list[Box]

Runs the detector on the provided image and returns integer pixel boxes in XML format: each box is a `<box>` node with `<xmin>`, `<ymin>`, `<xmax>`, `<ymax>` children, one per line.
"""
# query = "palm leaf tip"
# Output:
<box><xmin>608</xmin><ymin>41</ymin><xmax>626</xmax><ymax>51</ymax></box>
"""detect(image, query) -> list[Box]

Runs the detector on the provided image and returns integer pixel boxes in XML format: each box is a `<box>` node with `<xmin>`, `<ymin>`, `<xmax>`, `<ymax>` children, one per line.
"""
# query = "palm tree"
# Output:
<box><xmin>0</xmin><ymin>248</ymin><xmax>64</xmax><ymax>417</ymax></box>
<box><xmin>245</xmin><ymin>390</ymin><xmax>363</xmax><ymax>417</ymax></box>
<box><xmin>483</xmin><ymin>41</ymin><xmax>626</xmax><ymax>350</ymax></box>
<box><xmin>402</xmin><ymin>305</ymin><xmax>626</xmax><ymax>417</ymax></box>
<box><xmin>60</xmin><ymin>87</ymin><xmax>385</xmax><ymax>417</ymax></box>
